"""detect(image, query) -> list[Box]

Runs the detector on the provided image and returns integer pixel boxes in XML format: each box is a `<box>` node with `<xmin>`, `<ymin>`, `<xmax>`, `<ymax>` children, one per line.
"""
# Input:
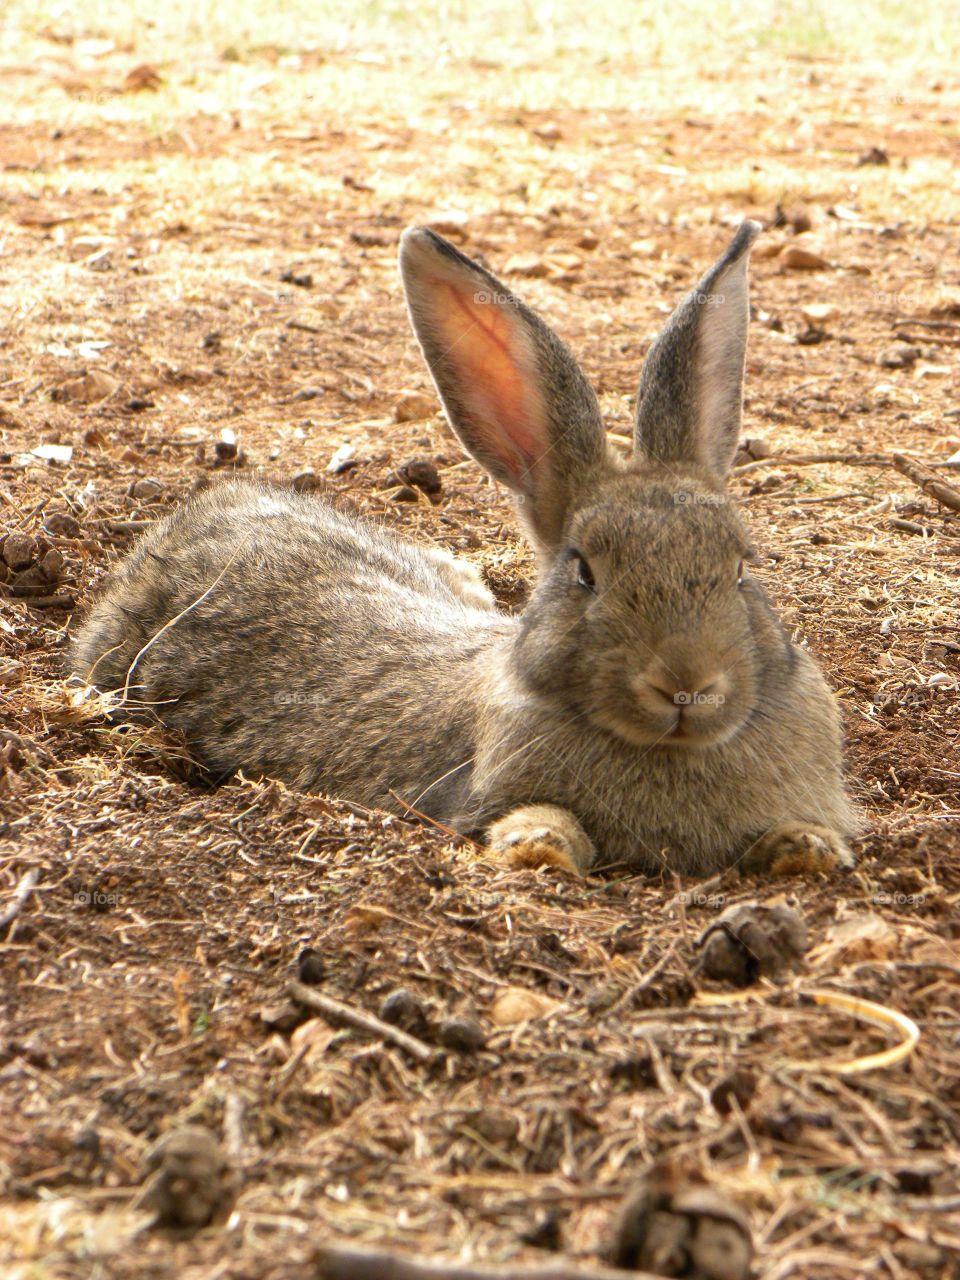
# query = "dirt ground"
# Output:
<box><xmin>1</xmin><ymin>4</ymin><xmax>959</xmax><ymax>1278</ymax></box>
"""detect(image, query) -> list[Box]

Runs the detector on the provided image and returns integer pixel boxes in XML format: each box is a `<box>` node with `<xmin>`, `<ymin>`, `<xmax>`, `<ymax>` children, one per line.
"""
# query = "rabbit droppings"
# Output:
<box><xmin>69</xmin><ymin>222</ymin><xmax>860</xmax><ymax>878</ymax></box>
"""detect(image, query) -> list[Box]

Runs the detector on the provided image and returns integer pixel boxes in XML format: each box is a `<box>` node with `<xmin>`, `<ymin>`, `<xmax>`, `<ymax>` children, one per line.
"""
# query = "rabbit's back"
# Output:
<box><xmin>70</xmin><ymin>480</ymin><xmax>507</xmax><ymax>804</ymax></box>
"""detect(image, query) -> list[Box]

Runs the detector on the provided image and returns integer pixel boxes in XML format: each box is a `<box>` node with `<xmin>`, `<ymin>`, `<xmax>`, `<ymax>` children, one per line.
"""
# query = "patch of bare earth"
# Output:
<box><xmin>1</xmin><ymin>20</ymin><xmax>959</xmax><ymax>1280</ymax></box>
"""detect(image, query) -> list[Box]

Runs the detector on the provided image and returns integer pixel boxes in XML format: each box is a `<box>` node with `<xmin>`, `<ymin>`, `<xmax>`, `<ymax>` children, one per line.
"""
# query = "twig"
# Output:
<box><xmin>732</xmin><ymin>452</ymin><xmax>889</xmax><ymax>477</ymax></box>
<box><xmin>891</xmin><ymin>330</ymin><xmax>960</xmax><ymax>347</ymax></box>
<box><xmin>222</xmin><ymin>1092</ymin><xmax>246</xmax><ymax>1162</ymax></box>
<box><xmin>892</xmin><ymin>453</ymin><xmax>960</xmax><ymax>514</ymax></box>
<box><xmin>0</xmin><ymin>867</ymin><xmax>39</xmax><ymax>932</ymax></box>
<box><xmin>388</xmin><ymin>789</ymin><xmax>480</xmax><ymax>847</ymax></box>
<box><xmin>312</xmin><ymin>1244</ymin><xmax>660</xmax><ymax>1280</ymax></box>
<box><xmin>287</xmin><ymin>981</ymin><xmax>437</xmax><ymax>1064</ymax></box>
<box><xmin>4</xmin><ymin>591</ymin><xmax>76</xmax><ymax>609</ymax></box>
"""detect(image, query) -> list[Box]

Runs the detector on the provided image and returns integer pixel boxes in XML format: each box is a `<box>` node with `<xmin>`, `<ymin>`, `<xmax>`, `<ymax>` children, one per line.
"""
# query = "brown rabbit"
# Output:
<box><xmin>69</xmin><ymin>222</ymin><xmax>860</xmax><ymax>877</ymax></box>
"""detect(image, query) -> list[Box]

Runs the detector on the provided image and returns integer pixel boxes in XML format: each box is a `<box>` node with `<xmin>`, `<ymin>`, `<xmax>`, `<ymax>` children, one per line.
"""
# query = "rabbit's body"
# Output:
<box><xmin>70</xmin><ymin>222</ymin><xmax>860</xmax><ymax>877</ymax></box>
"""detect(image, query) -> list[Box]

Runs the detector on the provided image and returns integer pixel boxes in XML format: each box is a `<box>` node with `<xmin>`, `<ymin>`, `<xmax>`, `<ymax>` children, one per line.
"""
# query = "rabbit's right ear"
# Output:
<box><xmin>634</xmin><ymin>221</ymin><xmax>761</xmax><ymax>480</ymax></box>
<box><xmin>400</xmin><ymin>228</ymin><xmax>607</xmax><ymax>550</ymax></box>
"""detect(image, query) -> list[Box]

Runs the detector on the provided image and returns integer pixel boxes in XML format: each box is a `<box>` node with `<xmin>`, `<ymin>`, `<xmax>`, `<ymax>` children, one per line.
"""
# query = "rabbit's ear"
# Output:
<box><xmin>634</xmin><ymin>221</ymin><xmax>761</xmax><ymax>479</ymax></box>
<box><xmin>400</xmin><ymin>228</ymin><xmax>606</xmax><ymax>548</ymax></box>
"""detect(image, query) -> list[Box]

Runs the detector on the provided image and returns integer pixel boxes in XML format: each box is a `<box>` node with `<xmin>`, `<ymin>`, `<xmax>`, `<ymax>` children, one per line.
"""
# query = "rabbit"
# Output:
<box><xmin>68</xmin><ymin>220</ymin><xmax>860</xmax><ymax>878</ymax></box>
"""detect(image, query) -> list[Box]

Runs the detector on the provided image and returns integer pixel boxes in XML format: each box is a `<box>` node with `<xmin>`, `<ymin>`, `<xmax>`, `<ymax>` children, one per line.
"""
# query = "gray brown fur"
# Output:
<box><xmin>69</xmin><ymin>224</ymin><xmax>859</xmax><ymax>876</ymax></box>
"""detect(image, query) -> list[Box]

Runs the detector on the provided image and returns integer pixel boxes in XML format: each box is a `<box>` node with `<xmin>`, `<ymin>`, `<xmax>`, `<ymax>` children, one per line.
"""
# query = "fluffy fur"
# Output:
<box><xmin>69</xmin><ymin>224</ymin><xmax>860</xmax><ymax>877</ymax></box>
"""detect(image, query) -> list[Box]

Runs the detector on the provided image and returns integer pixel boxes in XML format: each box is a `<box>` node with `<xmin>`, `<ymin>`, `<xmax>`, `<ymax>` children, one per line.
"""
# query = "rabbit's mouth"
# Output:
<box><xmin>588</xmin><ymin>703</ymin><xmax>749</xmax><ymax>752</ymax></box>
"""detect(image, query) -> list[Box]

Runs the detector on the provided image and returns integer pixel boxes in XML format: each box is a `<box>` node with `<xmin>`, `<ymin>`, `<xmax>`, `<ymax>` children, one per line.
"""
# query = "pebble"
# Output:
<box><xmin>878</xmin><ymin>343</ymin><xmax>920</xmax><ymax>369</ymax></box>
<box><xmin>781</xmin><ymin>246</ymin><xmax>830</xmax><ymax>271</ymax></box>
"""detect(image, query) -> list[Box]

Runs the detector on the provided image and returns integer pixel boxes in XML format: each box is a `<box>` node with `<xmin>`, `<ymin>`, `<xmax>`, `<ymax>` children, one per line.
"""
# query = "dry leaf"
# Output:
<box><xmin>815</xmin><ymin>913</ymin><xmax>898</xmax><ymax>964</ymax></box>
<box><xmin>490</xmin><ymin>987</ymin><xmax>561</xmax><ymax>1026</ymax></box>
<box><xmin>124</xmin><ymin>63</ymin><xmax>163</xmax><ymax>92</ymax></box>
<box><xmin>394</xmin><ymin>391</ymin><xmax>438</xmax><ymax>422</ymax></box>
<box><xmin>52</xmin><ymin>370</ymin><xmax>119</xmax><ymax>403</ymax></box>
<box><xmin>291</xmin><ymin>1017</ymin><xmax>338</xmax><ymax>1060</ymax></box>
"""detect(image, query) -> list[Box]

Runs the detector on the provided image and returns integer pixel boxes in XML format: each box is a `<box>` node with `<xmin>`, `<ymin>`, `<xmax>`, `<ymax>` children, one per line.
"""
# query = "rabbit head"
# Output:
<box><xmin>400</xmin><ymin>221</ymin><xmax>780</xmax><ymax>754</ymax></box>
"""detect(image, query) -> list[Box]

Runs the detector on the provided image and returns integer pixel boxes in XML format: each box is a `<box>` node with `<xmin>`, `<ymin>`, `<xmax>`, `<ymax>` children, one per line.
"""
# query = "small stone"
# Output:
<box><xmin>857</xmin><ymin>146</ymin><xmax>890</xmax><ymax>166</ymax></box>
<box><xmin>214</xmin><ymin>432</ymin><xmax>239</xmax><ymax>462</ymax></box>
<box><xmin>800</xmin><ymin>302</ymin><xmax>837</xmax><ymax>324</ymax></box>
<box><xmin>520</xmin><ymin>1209</ymin><xmax>563</xmax><ymax>1251</ymax></box>
<box><xmin>124</xmin><ymin>397</ymin><xmax>154</xmax><ymax>412</ymax></box>
<box><xmin>136</xmin><ymin>1126</ymin><xmax>234</xmax><ymax>1231</ymax></box>
<box><xmin>326</xmin><ymin>443</ymin><xmax>358</xmax><ymax>474</ymax></box>
<box><xmin>796</xmin><ymin>326</ymin><xmax>827</xmax><ymax>346</ymax></box>
<box><xmin>781</xmin><ymin>246</ymin><xmax>830</xmax><ymax>271</ymax></box>
<box><xmin>2</xmin><ymin>533</ymin><xmax>38</xmax><ymax>571</ymax></box>
<box><xmin>129</xmin><ymin>478</ymin><xmax>163</xmax><ymax>500</ymax></box>
<box><xmin>291</xmin><ymin>469</ymin><xmax>323</xmax><ymax>492</ymax></box>
<box><xmin>280</xmin><ymin>269</ymin><xmax>313</xmax><ymax>288</ymax></box>
<box><xmin>741</xmin><ymin>437</ymin><xmax>772</xmax><ymax>460</ymax></box>
<box><xmin>43</xmin><ymin>512</ymin><xmax>82</xmax><ymax>539</ymax></box>
<box><xmin>426</xmin><ymin>211</ymin><xmax>470</xmax><ymax>237</ymax></box>
<box><xmin>878</xmin><ymin>343</ymin><xmax>920</xmax><ymax>369</ymax></box>
<box><xmin>201</xmin><ymin>331</ymin><xmax>222</xmax><ymax>351</ymax></box>
<box><xmin>504</xmin><ymin>252</ymin><xmax>549</xmax><ymax>278</ymax></box>
<box><xmin>578</xmin><ymin>229</ymin><xmax>600</xmax><ymax>250</ymax></box>
<box><xmin>394</xmin><ymin>391</ymin><xmax>438</xmax><ymax>423</ymax></box>
<box><xmin>437</xmin><ymin>1016</ymin><xmax>486</xmax><ymax>1054</ymax></box>
<box><xmin>51</xmin><ymin>370</ymin><xmax>119</xmax><ymax>403</ymax></box>
<box><xmin>30</xmin><ymin>443</ymin><xmax>74</xmax><ymax>464</ymax></box>
<box><xmin>533</xmin><ymin>121</ymin><xmax>562</xmax><ymax>141</ymax></box>
<box><xmin>259</xmin><ymin>1000</ymin><xmax>304</xmax><ymax>1033</ymax></box>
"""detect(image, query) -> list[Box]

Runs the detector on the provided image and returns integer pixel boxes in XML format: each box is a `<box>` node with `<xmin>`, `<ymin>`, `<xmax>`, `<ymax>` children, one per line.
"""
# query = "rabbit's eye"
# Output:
<box><xmin>571</xmin><ymin>551</ymin><xmax>596</xmax><ymax>591</ymax></box>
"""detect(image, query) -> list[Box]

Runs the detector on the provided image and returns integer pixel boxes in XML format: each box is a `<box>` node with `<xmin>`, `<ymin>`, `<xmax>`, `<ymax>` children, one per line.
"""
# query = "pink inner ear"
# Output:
<box><xmin>427</xmin><ymin>276</ymin><xmax>547</xmax><ymax>485</ymax></box>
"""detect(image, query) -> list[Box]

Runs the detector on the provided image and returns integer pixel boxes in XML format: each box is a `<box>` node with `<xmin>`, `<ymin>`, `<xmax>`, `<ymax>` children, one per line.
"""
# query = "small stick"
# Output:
<box><xmin>0</xmin><ymin>867</ymin><xmax>39</xmax><ymax>932</ymax></box>
<box><xmin>287</xmin><ymin>981</ymin><xmax>437</xmax><ymax>1064</ymax></box>
<box><xmin>6</xmin><ymin>592</ymin><xmax>77</xmax><ymax>609</ymax></box>
<box><xmin>732</xmin><ymin>452</ymin><xmax>889</xmax><ymax>477</ymax></box>
<box><xmin>892</xmin><ymin>318</ymin><xmax>960</xmax><ymax>332</ymax></box>
<box><xmin>313</xmin><ymin>1244</ymin><xmax>661</xmax><ymax>1280</ymax></box>
<box><xmin>891</xmin><ymin>330</ymin><xmax>960</xmax><ymax>347</ymax></box>
<box><xmin>222</xmin><ymin>1092</ymin><xmax>246</xmax><ymax>1162</ymax></box>
<box><xmin>388</xmin><ymin>790</ymin><xmax>480</xmax><ymax>847</ymax></box>
<box><xmin>892</xmin><ymin>453</ymin><xmax>960</xmax><ymax>514</ymax></box>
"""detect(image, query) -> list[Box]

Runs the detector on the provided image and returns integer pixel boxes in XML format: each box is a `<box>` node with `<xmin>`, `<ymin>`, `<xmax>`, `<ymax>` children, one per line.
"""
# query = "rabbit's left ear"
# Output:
<box><xmin>634</xmin><ymin>221</ymin><xmax>761</xmax><ymax>479</ymax></box>
<box><xmin>400</xmin><ymin>227</ymin><xmax>607</xmax><ymax>550</ymax></box>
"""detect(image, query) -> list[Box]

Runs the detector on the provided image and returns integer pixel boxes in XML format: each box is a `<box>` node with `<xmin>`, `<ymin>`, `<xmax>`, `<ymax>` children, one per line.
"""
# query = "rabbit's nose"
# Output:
<box><xmin>633</xmin><ymin>668</ymin><xmax>731</xmax><ymax>714</ymax></box>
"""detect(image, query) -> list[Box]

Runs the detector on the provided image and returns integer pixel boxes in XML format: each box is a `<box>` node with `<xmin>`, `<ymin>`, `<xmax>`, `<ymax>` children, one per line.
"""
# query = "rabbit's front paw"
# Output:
<box><xmin>743</xmin><ymin>822</ymin><xmax>855</xmax><ymax>876</ymax></box>
<box><xmin>487</xmin><ymin>804</ymin><xmax>595</xmax><ymax>877</ymax></box>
